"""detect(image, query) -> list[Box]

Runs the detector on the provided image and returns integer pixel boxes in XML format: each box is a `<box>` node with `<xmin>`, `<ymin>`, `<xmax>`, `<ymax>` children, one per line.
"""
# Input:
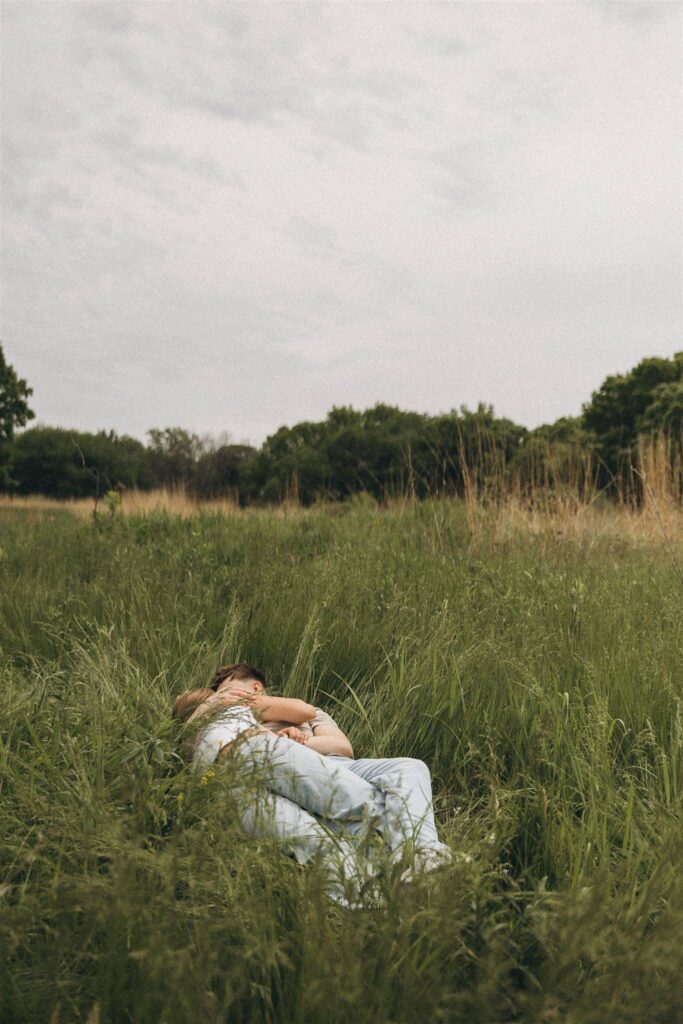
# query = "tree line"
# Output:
<box><xmin>1</xmin><ymin>344</ymin><xmax>681</xmax><ymax>504</ymax></box>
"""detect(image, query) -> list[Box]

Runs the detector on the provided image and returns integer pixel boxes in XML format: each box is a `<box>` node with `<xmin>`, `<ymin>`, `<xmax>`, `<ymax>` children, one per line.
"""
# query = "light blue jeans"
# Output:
<box><xmin>229</xmin><ymin>734</ymin><xmax>450</xmax><ymax>905</ymax></box>
<box><xmin>325</xmin><ymin>753</ymin><xmax>452</xmax><ymax>863</ymax></box>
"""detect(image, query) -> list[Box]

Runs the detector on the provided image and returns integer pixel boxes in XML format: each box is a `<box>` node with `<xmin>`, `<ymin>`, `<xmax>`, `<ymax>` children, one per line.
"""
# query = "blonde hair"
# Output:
<box><xmin>172</xmin><ymin>687</ymin><xmax>214</xmax><ymax>722</ymax></box>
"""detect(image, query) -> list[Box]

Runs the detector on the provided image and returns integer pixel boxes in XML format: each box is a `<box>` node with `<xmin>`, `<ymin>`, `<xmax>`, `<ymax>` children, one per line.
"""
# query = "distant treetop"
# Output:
<box><xmin>0</xmin><ymin>343</ymin><xmax>35</xmax><ymax>488</ymax></box>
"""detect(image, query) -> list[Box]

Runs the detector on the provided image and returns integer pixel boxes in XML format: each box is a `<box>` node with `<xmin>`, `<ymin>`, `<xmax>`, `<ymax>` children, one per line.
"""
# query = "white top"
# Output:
<box><xmin>191</xmin><ymin>706</ymin><xmax>341</xmax><ymax>772</ymax></box>
<box><xmin>192</xmin><ymin>707</ymin><xmax>259</xmax><ymax>772</ymax></box>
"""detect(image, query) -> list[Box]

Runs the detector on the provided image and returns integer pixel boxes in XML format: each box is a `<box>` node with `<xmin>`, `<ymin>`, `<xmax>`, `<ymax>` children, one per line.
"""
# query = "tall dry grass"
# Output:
<box><xmin>0</xmin><ymin>487</ymin><xmax>242</xmax><ymax>519</ymax></box>
<box><xmin>3</xmin><ymin>478</ymin><xmax>682</xmax><ymax>585</ymax></box>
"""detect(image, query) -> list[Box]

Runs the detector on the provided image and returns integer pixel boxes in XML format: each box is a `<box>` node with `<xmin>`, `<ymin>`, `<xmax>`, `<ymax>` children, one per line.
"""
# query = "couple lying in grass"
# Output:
<box><xmin>172</xmin><ymin>662</ymin><xmax>457</xmax><ymax>907</ymax></box>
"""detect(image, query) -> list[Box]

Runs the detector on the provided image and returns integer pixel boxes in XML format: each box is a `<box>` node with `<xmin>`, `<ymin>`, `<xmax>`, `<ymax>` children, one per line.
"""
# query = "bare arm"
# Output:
<box><xmin>305</xmin><ymin>722</ymin><xmax>354</xmax><ymax>758</ymax></box>
<box><xmin>252</xmin><ymin>693</ymin><xmax>316</xmax><ymax>725</ymax></box>
<box><xmin>219</xmin><ymin>687</ymin><xmax>316</xmax><ymax>725</ymax></box>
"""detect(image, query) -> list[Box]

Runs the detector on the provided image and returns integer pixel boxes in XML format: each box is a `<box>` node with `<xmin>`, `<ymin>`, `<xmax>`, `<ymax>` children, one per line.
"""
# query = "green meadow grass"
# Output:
<box><xmin>1</xmin><ymin>501</ymin><xmax>681</xmax><ymax>1023</ymax></box>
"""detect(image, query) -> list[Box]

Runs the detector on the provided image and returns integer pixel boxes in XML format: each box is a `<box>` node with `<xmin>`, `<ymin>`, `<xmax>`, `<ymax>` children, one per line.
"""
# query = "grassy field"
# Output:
<box><xmin>1</xmin><ymin>498</ymin><xmax>682</xmax><ymax>1023</ymax></box>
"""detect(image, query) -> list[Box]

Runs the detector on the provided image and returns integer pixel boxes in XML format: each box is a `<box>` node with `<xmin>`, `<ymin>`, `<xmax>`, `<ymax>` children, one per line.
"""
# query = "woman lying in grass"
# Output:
<box><xmin>172</xmin><ymin>663</ymin><xmax>456</xmax><ymax>907</ymax></box>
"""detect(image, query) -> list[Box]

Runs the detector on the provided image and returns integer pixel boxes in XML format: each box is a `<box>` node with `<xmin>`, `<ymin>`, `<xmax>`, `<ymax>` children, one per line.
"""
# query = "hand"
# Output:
<box><xmin>276</xmin><ymin>726</ymin><xmax>310</xmax><ymax>745</ymax></box>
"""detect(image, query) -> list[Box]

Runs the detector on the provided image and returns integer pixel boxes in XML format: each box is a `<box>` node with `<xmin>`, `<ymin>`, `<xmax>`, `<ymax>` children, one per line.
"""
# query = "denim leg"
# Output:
<box><xmin>234</xmin><ymin>733</ymin><xmax>386</xmax><ymax>829</ymax></box>
<box><xmin>236</xmin><ymin>785</ymin><xmax>368</xmax><ymax>907</ymax></box>
<box><xmin>326</xmin><ymin>755</ymin><xmax>451</xmax><ymax>859</ymax></box>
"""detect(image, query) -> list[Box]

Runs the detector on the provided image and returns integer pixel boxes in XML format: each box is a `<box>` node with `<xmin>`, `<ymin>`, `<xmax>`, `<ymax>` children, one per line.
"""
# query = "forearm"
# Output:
<box><xmin>255</xmin><ymin>695</ymin><xmax>316</xmax><ymax>725</ymax></box>
<box><xmin>305</xmin><ymin>734</ymin><xmax>354</xmax><ymax>757</ymax></box>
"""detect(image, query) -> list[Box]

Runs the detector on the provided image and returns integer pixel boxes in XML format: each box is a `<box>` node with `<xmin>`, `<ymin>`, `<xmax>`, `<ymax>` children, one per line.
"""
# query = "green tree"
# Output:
<box><xmin>146</xmin><ymin>427</ymin><xmax>204</xmax><ymax>488</ymax></box>
<box><xmin>194</xmin><ymin>444</ymin><xmax>256</xmax><ymax>499</ymax></box>
<box><xmin>11</xmin><ymin>427</ymin><xmax>152</xmax><ymax>498</ymax></box>
<box><xmin>512</xmin><ymin>416</ymin><xmax>595</xmax><ymax>497</ymax></box>
<box><xmin>638</xmin><ymin>380</ymin><xmax>683</xmax><ymax>436</ymax></box>
<box><xmin>0</xmin><ymin>343</ymin><xmax>35</xmax><ymax>488</ymax></box>
<box><xmin>636</xmin><ymin>354</ymin><xmax>683</xmax><ymax>439</ymax></box>
<box><xmin>582</xmin><ymin>354</ymin><xmax>682</xmax><ymax>478</ymax></box>
<box><xmin>243</xmin><ymin>402</ymin><xmax>528</xmax><ymax>505</ymax></box>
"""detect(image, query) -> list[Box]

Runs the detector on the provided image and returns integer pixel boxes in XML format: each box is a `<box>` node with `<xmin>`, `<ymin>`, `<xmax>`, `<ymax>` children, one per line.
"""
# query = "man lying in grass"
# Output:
<box><xmin>172</xmin><ymin>663</ymin><xmax>454</xmax><ymax>905</ymax></box>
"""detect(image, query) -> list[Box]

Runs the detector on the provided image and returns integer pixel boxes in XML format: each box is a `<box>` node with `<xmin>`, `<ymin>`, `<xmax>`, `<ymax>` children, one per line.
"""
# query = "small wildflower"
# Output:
<box><xmin>176</xmin><ymin>794</ymin><xmax>185</xmax><ymax>803</ymax></box>
<box><xmin>200</xmin><ymin>769</ymin><xmax>216</xmax><ymax>786</ymax></box>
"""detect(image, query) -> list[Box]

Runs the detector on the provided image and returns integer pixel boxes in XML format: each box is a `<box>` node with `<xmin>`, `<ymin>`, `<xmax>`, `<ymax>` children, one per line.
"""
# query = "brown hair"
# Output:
<box><xmin>208</xmin><ymin>663</ymin><xmax>267</xmax><ymax>692</ymax></box>
<box><xmin>172</xmin><ymin>687</ymin><xmax>214</xmax><ymax>722</ymax></box>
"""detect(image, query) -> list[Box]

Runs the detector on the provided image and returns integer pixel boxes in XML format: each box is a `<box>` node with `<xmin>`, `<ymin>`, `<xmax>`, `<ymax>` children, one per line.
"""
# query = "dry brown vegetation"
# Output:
<box><xmin>0</xmin><ymin>487</ymin><xmax>241</xmax><ymax>519</ymax></box>
<box><xmin>3</xmin><ymin>436</ymin><xmax>681</xmax><ymax>556</ymax></box>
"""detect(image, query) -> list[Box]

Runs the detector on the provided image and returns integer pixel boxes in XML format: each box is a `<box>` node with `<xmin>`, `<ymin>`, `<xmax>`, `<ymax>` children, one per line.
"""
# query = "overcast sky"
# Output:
<box><xmin>2</xmin><ymin>1</ymin><xmax>681</xmax><ymax>446</ymax></box>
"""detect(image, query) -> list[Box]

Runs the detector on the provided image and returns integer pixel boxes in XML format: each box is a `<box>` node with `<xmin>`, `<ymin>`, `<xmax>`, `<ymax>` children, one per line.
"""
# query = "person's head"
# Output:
<box><xmin>172</xmin><ymin>687</ymin><xmax>215</xmax><ymax>722</ymax></box>
<box><xmin>208</xmin><ymin>663</ymin><xmax>267</xmax><ymax>695</ymax></box>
